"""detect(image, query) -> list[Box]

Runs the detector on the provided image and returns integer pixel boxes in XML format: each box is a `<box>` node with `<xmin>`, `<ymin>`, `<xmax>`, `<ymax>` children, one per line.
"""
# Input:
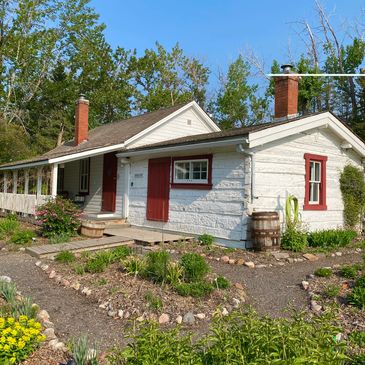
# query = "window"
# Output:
<box><xmin>304</xmin><ymin>153</ymin><xmax>327</xmax><ymax>210</ymax></box>
<box><xmin>172</xmin><ymin>155</ymin><xmax>212</xmax><ymax>189</ymax></box>
<box><xmin>79</xmin><ymin>158</ymin><xmax>90</xmax><ymax>194</ymax></box>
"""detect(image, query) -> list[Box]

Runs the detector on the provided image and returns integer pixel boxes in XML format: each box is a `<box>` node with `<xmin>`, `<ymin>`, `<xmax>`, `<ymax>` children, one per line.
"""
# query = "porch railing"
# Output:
<box><xmin>0</xmin><ymin>193</ymin><xmax>51</xmax><ymax>215</ymax></box>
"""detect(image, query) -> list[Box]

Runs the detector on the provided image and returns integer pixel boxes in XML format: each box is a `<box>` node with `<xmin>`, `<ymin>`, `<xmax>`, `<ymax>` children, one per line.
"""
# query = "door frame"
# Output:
<box><xmin>101</xmin><ymin>153</ymin><xmax>118</xmax><ymax>212</ymax></box>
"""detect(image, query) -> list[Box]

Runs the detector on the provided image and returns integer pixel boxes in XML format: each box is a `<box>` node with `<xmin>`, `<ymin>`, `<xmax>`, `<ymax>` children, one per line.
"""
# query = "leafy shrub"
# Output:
<box><xmin>145</xmin><ymin>251</ymin><xmax>170</xmax><ymax>283</ymax></box>
<box><xmin>74</xmin><ymin>264</ymin><xmax>86</xmax><ymax>275</ymax></box>
<box><xmin>324</xmin><ymin>284</ymin><xmax>340</xmax><ymax>299</ymax></box>
<box><xmin>174</xmin><ymin>281</ymin><xmax>214</xmax><ymax>297</ymax></box>
<box><xmin>347</xmin><ymin>287</ymin><xmax>365</xmax><ymax>309</ymax></box>
<box><xmin>314</xmin><ymin>267</ymin><xmax>333</xmax><ymax>277</ymax></box>
<box><xmin>11</xmin><ymin>297</ymin><xmax>37</xmax><ymax>319</ymax></box>
<box><xmin>214</xmin><ymin>276</ymin><xmax>230</xmax><ymax>289</ymax></box>
<box><xmin>144</xmin><ymin>291</ymin><xmax>163</xmax><ymax>311</ymax></box>
<box><xmin>71</xmin><ymin>336</ymin><xmax>98</xmax><ymax>365</ymax></box>
<box><xmin>281</xmin><ymin>227</ymin><xmax>307</xmax><ymax>252</ymax></box>
<box><xmin>198</xmin><ymin>233</ymin><xmax>214</xmax><ymax>246</ymax></box>
<box><xmin>355</xmin><ymin>275</ymin><xmax>365</xmax><ymax>288</ymax></box>
<box><xmin>10</xmin><ymin>229</ymin><xmax>34</xmax><ymax>245</ymax></box>
<box><xmin>341</xmin><ymin>265</ymin><xmax>359</xmax><ymax>279</ymax></box>
<box><xmin>0</xmin><ymin>215</ymin><xmax>20</xmax><ymax>239</ymax></box>
<box><xmin>36</xmin><ymin>196</ymin><xmax>81</xmax><ymax>238</ymax></box>
<box><xmin>123</xmin><ymin>256</ymin><xmax>146</xmax><ymax>276</ymax></box>
<box><xmin>0</xmin><ymin>316</ymin><xmax>46</xmax><ymax>364</ymax></box>
<box><xmin>48</xmin><ymin>232</ymin><xmax>72</xmax><ymax>244</ymax></box>
<box><xmin>350</xmin><ymin>354</ymin><xmax>365</xmax><ymax>365</ymax></box>
<box><xmin>84</xmin><ymin>255</ymin><xmax>108</xmax><ymax>273</ymax></box>
<box><xmin>180</xmin><ymin>253</ymin><xmax>209</xmax><ymax>282</ymax></box>
<box><xmin>165</xmin><ymin>262</ymin><xmax>183</xmax><ymax>286</ymax></box>
<box><xmin>110</xmin><ymin>246</ymin><xmax>131</xmax><ymax>261</ymax></box>
<box><xmin>55</xmin><ymin>250</ymin><xmax>76</xmax><ymax>264</ymax></box>
<box><xmin>307</xmin><ymin>229</ymin><xmax>357</xmax><ymax>249</ymax></box>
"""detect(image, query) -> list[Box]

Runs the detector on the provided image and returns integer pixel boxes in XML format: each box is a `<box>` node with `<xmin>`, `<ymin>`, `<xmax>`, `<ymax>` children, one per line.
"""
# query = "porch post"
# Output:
<box><xmin>13</xmin><ymin>170</ymin><xmax>17</xmax><ymax>194</ymax></box>
<box><xmin>37</xmin><ymin>167</ymin><xmax>42</xmax><ymax>196</ymax></box>
<box><xmin>51</xmin><ymin>164</ymin><xmax>58</xmax><ymax>197</ymax></box>
<box><xmin>3</xmin><ymin>172</ymin><xmax>7</xmax><ymax>193</ymax></box>
<box><xmin>120</xmin><ymin>158</ymin><xmax>130</xmax><ymax>218</ymax></box>
<box><xmin>24</xmin><ymin>170</ymin><xmax>29</xmax><ymax>195</ymax></box>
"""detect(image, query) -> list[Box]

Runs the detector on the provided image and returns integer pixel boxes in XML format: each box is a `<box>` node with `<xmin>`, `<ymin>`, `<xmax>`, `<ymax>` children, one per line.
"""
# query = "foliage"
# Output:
<box><xmin>281</xmin><ymin>228</ymin><xmax>308</xmax><ymax>252</ymax></box>
<box><xmin>71</xmin><ymin>336</ymin><xmax>98</xmax><ymax>365</ymax></box>
<box><xmin>110</xmin><ymin>246</ymin><xmax>131</xmax><ymax>261</ymax></box>
<box><xmin>173</xmin><ymin>281</ymin><xmax>214</xmax><ymax>297</ymax></box>
<box><xmin>341</xmin><ymin>265</ymin><xmax>359</xmax><ymax>279</ymax></box>
<box><xmin>307</xmin><ymin>229</ymin><xmax>357</xmax><ymax>249</ymax></box>
<box><xmin>285</xmin><ymin>194</ymin><xmax>299</xmax><ymax>230</ymax></box>
<box><xmin>214</xmin><ymin>276</ymin><xmax>230</xmax><ymax>289</ymax></box>
<box><xmin>123</xmin><ymin>256</ymin><xmax>146</xmax><ymax>276</ymax></box>
<box><xmin>198</xmin><ymin>234</ymin><xmax>214</xmax><ymax>247</ymax></box>
<box><xmin>0</xmin><ymin>216</ymin><xmax>20</xmax><ymax>239</ymax></box>
<box><xmin>349</xmin><ymin>331</ymin><xmax>365</xmax><ymax>348</ymax></box>
<box><xmin>340</xmin><ymin>165</ymin><xmax>365</xmax><ymax>229</ymax></box>
<box><xmin>0</xmin><ymin>316</ymin><xmax>46</xmax><ymax>364</ymax></box>
<box><xmin>84</xmin><ymin>248</ymin><xmax>131</xmax><ymax>274</ymax></box>
<box><xmin>109</xmin><ymin>310</ymin><xmax>348</xmax><ymax>364</ymax></box>
<box><xmin>0</xmin><ymin>280</ymin><xmax>17</xmax><ymax>303</ymax></box>
<box><xmin>55</xmin><ymin>250</ymin><xmax>76</xmax><ymax>264</ymax></box>
<box><xmin>144</xmin><ymin>292</ymin><xmax>163</xmax><ymax>311</ymax></box>
<box><xmin>314</xmin><ymin>267</ymin><xmax>333</xmax><ymax>277</ymax></box>
<box><xmin>347</xmin><ymin>287</ymin><xmax>365</xmax><ymax>309</ymax></box>
<box><xmin>324</xmin><ymin>285</ymin><xmax>340</xmax><ymax>299</ymax></box>
<box><xmin>145</xmin><ymin>251</ymin><xmax>170</xmax><ymax>283</ymax></box>
<box><xmin>355</xmin><ymin>275</ymin><xmax>365</xmax><ymax>288</ymax></box>
<box><xmin>165</xmin><ymin>262</ymin><xmax>183</xmax><ymax>286</ymax></box>
<box><xmin>48</xmin><ymin>233</ymin><xmax>72</xmax><ymax>244</ymax></box>
<box><xmin>36</xmin><ymin>196</ymin><xmax>81</xmax><ymax>238</ymax></box>
<box><xmin>10</xmin><ymin>230</ymin><xmax>34</xmax><ymax>245</ymax></box>
<box><xmin>180</xmin><ymin>253</ymin><xmax>210</xmax><ymax>283</ymax></box>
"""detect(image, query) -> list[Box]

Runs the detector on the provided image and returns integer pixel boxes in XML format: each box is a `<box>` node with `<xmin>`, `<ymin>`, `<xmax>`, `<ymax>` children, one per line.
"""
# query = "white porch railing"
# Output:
<box><xmin>0</xmin><ymin>193</ymin><xmax>51</xmax><ymax>215</ymax></box>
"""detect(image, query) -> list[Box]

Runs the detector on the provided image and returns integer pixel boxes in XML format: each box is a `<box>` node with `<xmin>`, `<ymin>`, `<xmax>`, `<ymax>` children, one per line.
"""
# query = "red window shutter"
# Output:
<box><xmin>303</xmin><ymin>153</ymin><xmax>327</xmax><ymax>211</ymax></box>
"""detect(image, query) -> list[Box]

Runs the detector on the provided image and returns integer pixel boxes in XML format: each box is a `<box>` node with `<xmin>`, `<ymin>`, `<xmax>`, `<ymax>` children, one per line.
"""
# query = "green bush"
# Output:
<box><xmin>165</xmin><ymin>262</ymin><xmax>183</xmax><ymax>286</ymax></box>
<box><xmin>10</xmin><ymin>230</ymin><xmax>34</xmax><ymax>245</ymax></box>
<box><xmin>180</xmin><ymin>253</ymin><xmax>209</xmax><ymax>282</ymax></box>
<box><xmin>110</xmin><ymin>246</ymin><xmax>131</xmax><ymax>261</ymax></box>
<box><xmin>307</xmin><ymin>229</ymin><xmax>357</xmax><ymax>249</ymax></box>
<box><xmin>84</xmin><ymin>254</ymin><xmax>109</xmax><ymax>273</ymax></box>
<box><xmin>144</xmin><ymin>291</ymin><xmax>163</xmax><ymax>311</ymax></box>
<box><xmin>214</xmin><ymin>276</ymin><xmax>230</xmax><ymax>289</ymax></box>
<box><xmin>48</xmin><ymin>232</ymin><xmax>72</xmax><ymax>244</ymax></box>
<box><xmin>350</xmin><ymin>354</ymin><xmax>365</xmax><ymax>365</ymax></box>
<box><xmin>347</xmin><ymin>287</ymin><xmax>365</xmax><ymax>309</ymax></box>
<box><xmin>341</xmin><ymin>265</ymin><xmax>359</xmax><ymax>279</ymax></box>
<box><xmin>55</xmin><ymin>250</ymin><xmax>76</xmax><ymax>264</ymax></box>
<box><xmin>314</xmin><ymin>267</ymin><xmax>333</xmax><ymax>277</ymax></box>
<box><xmin>0</xmin><ymin>215</ymin><xmax>20</xmax><ymax>239</ymax></box>
<box><xmin>36</xmin><ymin>196</ymin><xmax>81</xmax><ymax>238</ymax></box>
<box><xmin>198</xmin><ymin>233</ymin><xmax>214</xmax><ymax>246</ymax></box>
<box><xmin>281</xmin><ymin>227</ymin><xmax>307</xmax><ymax>252</ymax></box>
<box><xmin>174</xmin><ymin>281</ymin><xmax>214</xmax><ymax>297</ymax></box>
<box><xmin>145</xmin><ymin>251</ymin><xmax>170</xmax><ymax>283</ymax></box>
<box><xmin>71</xmin><ymin>336</ymin><xmax>98</xmax><ymax>365</ymax></box>
<box><xmin>123</xmin><ymin>256</ymin><xmax>146</xmax><ymax>276</ymax></box>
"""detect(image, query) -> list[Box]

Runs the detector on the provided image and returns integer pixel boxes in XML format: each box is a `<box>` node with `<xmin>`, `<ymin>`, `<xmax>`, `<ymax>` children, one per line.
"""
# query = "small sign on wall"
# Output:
<box><xmin>134</xmin><ymin>173</ymin><xmax>143</xmax><ymax>178</ymax></box>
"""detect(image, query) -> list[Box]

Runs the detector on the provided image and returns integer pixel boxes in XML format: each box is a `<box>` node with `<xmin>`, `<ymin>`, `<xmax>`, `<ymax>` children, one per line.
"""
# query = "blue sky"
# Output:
<box><xmin>91</xmin><ymin>0</ymin><xmax>364</xmax><ymax>86</ymax></box>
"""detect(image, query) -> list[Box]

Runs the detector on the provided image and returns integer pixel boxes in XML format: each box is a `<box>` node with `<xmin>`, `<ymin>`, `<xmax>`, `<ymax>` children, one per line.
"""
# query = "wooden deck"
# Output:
<box><xmin>26</xmin><ymin>236</ymin><xmax>134</xmax><ymax>258</ymax></box>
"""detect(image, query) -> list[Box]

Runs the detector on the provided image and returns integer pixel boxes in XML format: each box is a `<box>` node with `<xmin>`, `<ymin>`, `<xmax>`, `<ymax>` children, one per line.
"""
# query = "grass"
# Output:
<box><xmin>55</xmin><ymin>250</ymin><xmax>76</xmax><ymax>264</ymax></box>
<box><xmin>144</xmin><ymin>291</ymin><xmax>163</xmax><ymax>311</ymax></box>
<box><xmin>314</xmin><ymin>267</ymin><xmax>333</xmax><ymax>277</ymax></box>
<box><xmin>323</xmin><ymin>284</ymin><xmax>340</xmax><ymax>299</ymax></box>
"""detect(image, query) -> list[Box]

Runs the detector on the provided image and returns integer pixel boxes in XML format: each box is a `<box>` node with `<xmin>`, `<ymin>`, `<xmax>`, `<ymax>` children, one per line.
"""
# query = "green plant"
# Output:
<box><xmin>180</xmin><ymin>253</ymin><xmax>209</xmax><ymax>282</ymax></box>
<box><xmin>349</xmin><ymin>331</ymin><xmax>365</xmax><ymax>348</ymax></box>
<box><xmin>174</xmin><ymin>281</ymin><xmax>214</xmax><ymax>297</ymax></box>
<box><xmin>111</xmin><ymin>246</ymin><xmax>131</xmax><ymax>261</ymax></box>
<box><xmin>214</xmin><ymin>276</ymin><xmax>230</xmax><ymax>289</ymax></box>
<box><xmin>10</xmin><ymin>229</ymin><xmax>34</xmax><ymax>245</ymax></box>
<box><xmin>11</xmin><ymin>297</ymin><xmax>37</xmax><ymax>319</ymax></box>
<box><xmin>0</xmin><ymin>216</ymin><xmax>20</xmax><ymax>239</ymax></box>
<box><xmin>48</xmin><ymin>232</ymin><xmax>72</xmax><ymax>244</ymax></box>
<box><xmin>198</xmin><ymin>233</ymin><xmax>214</xmax><ymax>246</ymax></box>
<box><xmin>123</xmin><ymin>256</ymin><xmax>146</xmax><ymax>276</ymax></box>
<box><xmin>0</xmin><ymin>280</ymin><xmax>17</xmax><ymax>303</ymax></box>
<box><xmin>355</xmin><ymin>275</ymin><xmax>365</xmax><ymax>288</ymax></box>
<box><xmin>74</xmin><ymin>264</ymin><xmax>86</xmax><ymax>275</ymax></box>
<box><xmin>144</xmin><ymin>291</ymin><xmax>163</xmax><ymax>311</ymax></box>
<box><xmin>145</xmin><ymin>251</ymin><xmax>170</xmax><ymax>283</ymax></box>
<box><xmin>84</xmin><ymin>255</ymin><xmax>108</xmax><ymax>273</ymax></box>
<box><xmin>341</xmin><ymin>265</ymin><xmax>359</xmax><ymax>279</ymax></box>
<box><xmin>165</xmin><ymin>262</ymin><xmax>183</xmax><ymax>286</ymax></box>
<box><xmin>285</xmin><ymin>194</ymin><xmax>299</xmax><ymax>229</ymax></box>
<box><xmin>281</xmin><ymin>227</ymin><xmax>308</xmax><ymax>252</ymax></box>
<box><xmin>340</xmin><ymin>165</ymin><xmax>365</xmax><ymax>229</ymax></box>
<box><xmin>307</xmin><ymin>229</ymin><xmax>357</xmax><ymax>249</ymax></box>
<box><xmin>347</xmin><ymin>287</ymin><xmax>365</xmax><ymax>309</ymax></box>
<box><xmin>314</xmin><ymin>267</ymin><xmax>333</xmax><ymax>277</ymax></box>
<box><xmin>36</xmin><ymin>196</ymin><xmax>81</xmax><ymax>238</ymax></box>
<box><xmin>55</xmin><ymin>250</ymin><xmax>76</xmax><ymax>264</ymax></box>
<box><xmin>71</xmin><ymin>336</ymin><xmax>98</xmax><ymax>365</ymax></box>
<box><xmin>350</xmin><ymin>354</ymin><xmax>365</xmax><ymax>365</ymax></box>
<box><xmin>323</xmin><ymin>284</ymin><xmax>340</xmax><ymax>298</ymax></box>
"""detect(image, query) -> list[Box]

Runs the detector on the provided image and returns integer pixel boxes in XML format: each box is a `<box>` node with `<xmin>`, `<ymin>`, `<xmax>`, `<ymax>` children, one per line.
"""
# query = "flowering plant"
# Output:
<box><xmin>0</xmin><ymin>315</ymin><xmax>46</xmax><ymax>364</ymax></box>
<box><xmin>36</xmin><ymin>196</ymin><xmax>81</xmax><ymax>238</ymax></box>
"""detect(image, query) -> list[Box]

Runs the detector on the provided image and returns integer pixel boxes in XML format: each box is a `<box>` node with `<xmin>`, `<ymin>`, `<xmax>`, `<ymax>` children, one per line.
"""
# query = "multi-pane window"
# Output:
<box><xmin>79</xmin><ymin>158</ymin><xmax>90</xmax><ymax>193</ymax></box>
<box><xmin>309</xmin><ymin>161</ymin><xmax>321</xmax><ymax>203</ymax></box>
<box><xmin>174</xmin><ymin>159</ymin><xmax>208</xmax><ymax>184</ymax></box>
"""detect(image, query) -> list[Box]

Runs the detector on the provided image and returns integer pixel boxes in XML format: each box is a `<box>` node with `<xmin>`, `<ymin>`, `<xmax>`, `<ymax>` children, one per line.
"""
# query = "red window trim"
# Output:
<box><xmin>171</xmin><ymin>154</ymin><xmax>213</xmax><ymax>190</ymax></box>
<box><xmin>304</xmin><ymin>153</ymin><xmax>327</xmax><ymax>211</ymax></box>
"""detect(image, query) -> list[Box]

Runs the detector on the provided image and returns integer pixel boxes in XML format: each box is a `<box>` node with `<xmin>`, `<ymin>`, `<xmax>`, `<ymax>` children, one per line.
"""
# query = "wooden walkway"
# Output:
<box><xmin>26</xmin><ymin>236</ymin><xmax>134</xmax><ymax>258</ymax></box>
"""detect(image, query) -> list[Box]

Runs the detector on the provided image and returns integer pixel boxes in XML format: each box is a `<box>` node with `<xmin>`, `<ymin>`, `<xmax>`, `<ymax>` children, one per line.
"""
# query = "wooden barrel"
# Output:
<box><xmin>251</xmin><ymin>212</ymin><xmax>280</xmax><ymax>251</ymax></box>
<box><xmin>81</xmin><ymin>221</ymin><xmax>106</xmax><ymax>238</ymax></box>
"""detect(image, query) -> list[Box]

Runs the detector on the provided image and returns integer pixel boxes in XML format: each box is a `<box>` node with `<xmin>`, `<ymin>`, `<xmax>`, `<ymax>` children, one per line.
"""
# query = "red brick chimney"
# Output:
<box><xmin>75</xmin><ymin>95</ymin><xmax>89</xmax><ymax>145</ymax></box>
<box><xmin>274</xmin><ymin>64</ymin><xmax>299</xmax><ymax>120</ymax></box>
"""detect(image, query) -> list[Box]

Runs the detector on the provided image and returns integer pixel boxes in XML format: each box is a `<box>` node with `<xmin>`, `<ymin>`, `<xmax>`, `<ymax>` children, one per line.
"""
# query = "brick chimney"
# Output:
<box><xmin>274</xmin><ymin>64</ymin><xmax>299</xmax><ymax>120</ymax></box>
<box><xmin>75</xmin><ymin>95</ymin><xmax>89</xmax><ymax>145</ymax></box>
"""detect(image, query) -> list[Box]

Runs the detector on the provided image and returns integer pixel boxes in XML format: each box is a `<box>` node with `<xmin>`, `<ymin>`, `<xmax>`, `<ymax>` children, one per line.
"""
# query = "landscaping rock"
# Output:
<box><xmin>48</xmin><ymin>270</ymin><xmax>56</xmax><ymax>279</ymax></box>
<box><xmin>222</xmin><ymin>307</ymin><xmax>229</xmax><ymax>316</ymax></box>
<box><xmin>0</xmin><ymin>275</ymin><xmax>12</xmax><ymax>283</ymax></box>
<box><xmin>37</xmin><ymin>309</ymin><xmax>50</xmax><ymax>322</ymax></box>
<box><xmin>44</xmin><ymin>328</ymin><xmax>56</xmax><ymax>340</ymax></box>
<box><xmin>236</xmin><ymin>258</ymin><xmax>245</xmax><ymax>265</ymax></box>
<box><xmin>228</xmin><ymin>259</ymin><xmax>236</xmax><ymax>265</ymax></box>
<box><xmin>195</xmin><ymin>313</ymin><xmax>206</xmax><ymax>320</ymax></box>
<box><xmin>99</xmin><ymin>301</ymin><xmax>109</xmax><ymax>309</ymax></box>
<box><xmin>183</xmin><ymin>312</ymin><xmax>195</xmax><ymax>324</ymax></box>
<box><xmin>41</xmin><ymin>264</ymin><xmax>49</xmax><ymax>271</ymax></box>
<box><xmin>286</xmin><ymin>258</ymin><xmax>294</xmax><ymax>264</ymax></box>
<box><xmin>19</xmin><ymin>247</ymin><xmax>25</xmax><ymax>252</ymax></box>
<box><xmin>55</xmin><ymin>275</ymin><xmax>62</xmax><ymax>284</ymax></box>
<box><xmin>310</xmin><ymin>300</ymin><xmax>322</xmax><ymax>313</ymax></box>
<box><xmin>256</xmin><ymin>264</ymin><xmax>267</xmax><ymax>268</ymax></box>
<box><xmin>272</xmin><ymin>252</ymin><xmax>289</xmax><ymax>260</ymax></box>
<box><xmin>81</xmin><ymin>287</ymin><xmax>92</xmax><ymax>296</ymax></box>
<box><xmin>124</xmin><ymin>311</ymin><xmax>131</xmax><ymax>319</ymax></box>
<box><xmin>277</xmin><ymin>262</ymin><xmax>285</xmax><ymax>266</ymax></box>
<box><xmin>71</xmin><ymin>282</ymin><xmax>81</xmax><ymax>291</ymax></box>
<box><xmin>234</xmin><ymin>283</ymin><xmax>244</xmax><ymax>290</ymax></box>
<box><xmin>335</xmin><ymin>252</ymin><xmax>343</xmax><ymax>257</ymax></box>
<box><xmin>303</xmin><ymin>253</ymin><xmax>319</xmax><ymax>261</ymax></box>
<box><xmin>244</xmin><ymin>261</ymin><xmax>255</xmax><ymax>268</ymax></box>
<box><xmin>136</xmin><ymin>314</ymin><xmax>145</xmax><ymax>322</ymax></box>
<box><xmin>176</xmin><ymin>315</ymin><xmax>183</xmax><ymax>324</ymax></box>
<box><xmin>43</xmin><ymin>320</ymin><xmax>54</xmax><ymax>328</ymax></box>
<box><xmin>221</xmin><ymin>256</ymin><xmax>230</xmax><ymax>263</ymax></box>
<box><xmin>232</xmin><ymin>298</ymin><xmax>240</xmax><ymax>308</ymax></box>
<box><xmin>301</xmin><ymin>281</ymin><xmax>309</xmax><ymax>290</ymax></box>
<box><xmin>35</xmin><ymin>261</ymin><xmax>42</xmax><ymax>267</ymax></box>
<box><xmin>107</xmin><ymin>310</ymin><xmax>117</xmax><ymax>318</ymax></box>
<box><xmin>158</xmin><ymin>313</ymin><xmax>170</xmax><ymax>324</ymax></box>
<box><xmin>297</xmin><ymin>258</ymin><xmax>304</xmax><ymax>262</ymax></box>
<box><xmin>60</xmin><ymin>278</ymin><xmax>70</xmax><ymax>287</ymax></box>
<box><xmin>117</xmin><ymin>309</ymin><xmax>124</xmax><ymax>319</ymax></box>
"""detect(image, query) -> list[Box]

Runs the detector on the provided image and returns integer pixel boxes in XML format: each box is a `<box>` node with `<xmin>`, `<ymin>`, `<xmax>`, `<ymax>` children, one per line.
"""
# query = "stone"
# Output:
<box><xmin>35</xmin><ymin>260</ymin><xmax>42</xmax><ymax>267</ymax></box>
<box><xmin>43</xmin><ymin>320</ymin><xmax>54</xmax><ymax>328</ymax></box>
<box><xmin>81</xmin><ymin>287</ymin><xmax>91</xmax><ymax>296</ymax></box>
<box><xmin>44</xmin><ymin>328</ymin><xmax>56</xmax><ymax>340</ymax></box>
<box><xmin>272</xmin><ymin>252</ymin><xmax>289</xmax><ymax>260</ymax></box>
<box><xmin>41</xmin><ymin>264</ymin><xmax>49</xmax><ymax>271</ymax></box>
<box><xmin>303</xmin><ymin>253</ymin><xmax>319</xmax><ymax>262</ymax></box>
<box><xmin>195</xmin><ymin>313</ymin><xmax>206</xmax><ymax>320</ymax></box>
<box><xmin>55</xmin><ymin>275</ymin><xmax>62</xmax><ymax>284</ymax></box>
<box><xmin>222</xmin><ymin>307</ymin><xmax>229</xmax><ymax>316</ymax></box>
<box><xmin>107</xmin><ymin>310</ymin><xmax>117</xmax><ymax>318</ymax></box>
<box><xmin>331</xmin><ymin>253</ymin><xmax>336</xmax><ymax>257</ymax></box>
<box><xmin>71</xmin><ymin>282</ymin><xmax>81</xmax><ymax>291</ymax></box>
<box><xmin>333</xmin><ymin>264</ymin><xmax>341</xmax><ymax>269</ymax></box>
<box><xmin>136</xmin><ymin>315</ymin><xmax>145</xmax><ymax>322</ymax></box>
<box><xmin>301</xmin><ymin>281</ymin><xmax>310</xmax><ymax>290</ymax></box>
<box><xmin>176</xmin><ymin>315</ymin><xmax>183</xmax><ymax>324</ymax></box>
<box><xmin>48</xmin><ymin>270</ymin><xmax>56</xmax><ymax>279</ymax></box>
<box><xmin>54</xmin><ymin>341</ymin><xmax>67</xmax><ymax>351</ymax></box>
<box><xmin>19</xmin><ymin>247</ymin><xmax>25</xmax><ymax>252</ymax></box>
<box><xmin>286</xmin><ymin>258</ymin><xmax>294</xmax><ymax>264</ymax></box>
<box><xmin>256</xmin><ymin>264</ymin><xmax>267</xmax><ymax>268</ymax></box>
<box><xmin>236</xmin><ymin>258</ymin><xmax>245</xmax><ymax>265</ymax></box>
<box><xmin>335</xmin><ymin>251</ymin><xmax>342</xmax><ymax>257</ymax></box>
<box><xmin>117</xmin><ymin>309</ymin><xmax>124</xmax><ymax>319</ymax></box>
<box><xmin>221</xmin><ymin>256</ymin><xmax>230</xmax><ymax>263</ymax></box>
<box><xmin>99</xmin><ymin>301</ymin><xmax>109</xmax><ymax>309</ymax></box>
<box><xmin>48</xmin><ymin>339</ymin><xmax>59</xmax><ymax>348</ymax></box>
<box><xmin>158</xmin><ymin>313</ymin><xmax>170</xmax><ymax>324</ymax></box>
<box><xmin>232</xmin><ymin>298</ymin><xmax>240</xmax><ymax>308</ymax></box>
<box><xmin>0</xmin><ymin>275</ymin><xmax>11</xmax><ymax>283</ymax></box>
<box><xmin>244</xmin><ymin>261</ymin><xmax>255</xmax><ymax>268</ymax></box>
<box><xmin>277</xmin><ymin>262</ymin><xmax>285</xmax><ymax>266</ymax></box>
<box><xmin>234</xmin><ymin>283</ymin><xmax>244</xmax><ymax>290</ymax></box>
<box><xmin>308</xmin><ymin>274</ymin><xmax>315</xmax><ymax>279</ymax></box>
<box><xmin>310</xmin><ymin>300</ymin><xmax>322</xmax><ymax>312</ymax></box>
<box><xmin>124</xmin><ymin>311</ymin><xmax>131</xmax><ymax>319</ymax></box>
<box><xmin>60</xmin><ymin>278</ymin><xmax>70</xmax><ymax>287</ymax></box>
<box><xmin>37</xmin><ymin>310</ymin><xmax>50</xmax><ymax>322</ymax></box>
<box><xmin>297</xmin><ymin>258</ymin><xmax>304</xmax><ymax>262</ymax></box>
<box><xmin>228</xmin><ymin>259</ymin><xmax>236</xmax><ymax>265</ymax></box>
<box><xmin>183</xmin><ymin>312</ymin><xmax>195</xmax><ymax>325</ymax></box>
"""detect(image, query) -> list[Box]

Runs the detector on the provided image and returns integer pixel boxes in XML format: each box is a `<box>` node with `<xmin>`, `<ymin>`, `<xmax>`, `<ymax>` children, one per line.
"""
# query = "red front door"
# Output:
<box><xmin>102</xmin><ymin>153</ymin><xmax>117</xmax><ymax>212</ymax></box>
<box><xmin>147</xmin><ymin>158</ymin><xmax>171</xmax><ymax>222</ymax></box>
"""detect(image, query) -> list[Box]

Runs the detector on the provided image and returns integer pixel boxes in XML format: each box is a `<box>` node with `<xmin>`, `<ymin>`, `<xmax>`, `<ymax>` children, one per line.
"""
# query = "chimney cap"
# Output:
<box><xmin>77</xmin><ymin>94</ymin><xmax>89</xmax><ymax>104</ymax></box>
<box><xmin>280</xmin><ymin>64</ymin><xmax>294</xmax><ymax>74</ymax></box>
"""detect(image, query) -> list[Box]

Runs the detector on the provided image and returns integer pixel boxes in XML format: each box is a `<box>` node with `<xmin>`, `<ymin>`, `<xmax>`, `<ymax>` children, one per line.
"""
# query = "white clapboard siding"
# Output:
<box><xmin>252</xmin><ymin>128</ymin><xmax>362</xmax><ymax>230</ymax></box>
<box><xmin>126</xmin><ymin>151</ymin><xmax>247</xmax><ymax>242</ymax></box>
<box><xmin>128</xmin><ymin>109</ymin><xmax>215</xmax><ymax>148</ymax></box>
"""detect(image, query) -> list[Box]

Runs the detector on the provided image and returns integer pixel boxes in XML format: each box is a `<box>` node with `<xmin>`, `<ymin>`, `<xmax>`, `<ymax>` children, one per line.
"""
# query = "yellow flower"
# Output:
<box><xmin>7</xmin><ymin>318</ymin><xmax>15</xmax><ymax>325</ymax></box>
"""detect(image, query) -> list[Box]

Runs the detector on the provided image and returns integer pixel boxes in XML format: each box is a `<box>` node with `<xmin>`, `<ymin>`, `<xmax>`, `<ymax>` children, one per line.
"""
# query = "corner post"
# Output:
<box><xmin>51</xmin><ymin>164</ymin><xmax>58</xmax><ymax>197</ymax></box>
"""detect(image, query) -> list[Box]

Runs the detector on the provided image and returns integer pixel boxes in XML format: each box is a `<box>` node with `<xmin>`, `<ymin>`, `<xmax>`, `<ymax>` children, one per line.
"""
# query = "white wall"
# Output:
<box><xmin>125</xmin><ymin>150</ymin><xmax>247</xmax><ymax>245</ymax></box>
<box><xmin>128</xmin><ymin>108</ymin><xmax>215</xmax><ymax>148</ymax></box>
<box><xmin>252</xmin><ymin>128</ymin><xmax>362</xmax><ymax>231</ymax></box>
